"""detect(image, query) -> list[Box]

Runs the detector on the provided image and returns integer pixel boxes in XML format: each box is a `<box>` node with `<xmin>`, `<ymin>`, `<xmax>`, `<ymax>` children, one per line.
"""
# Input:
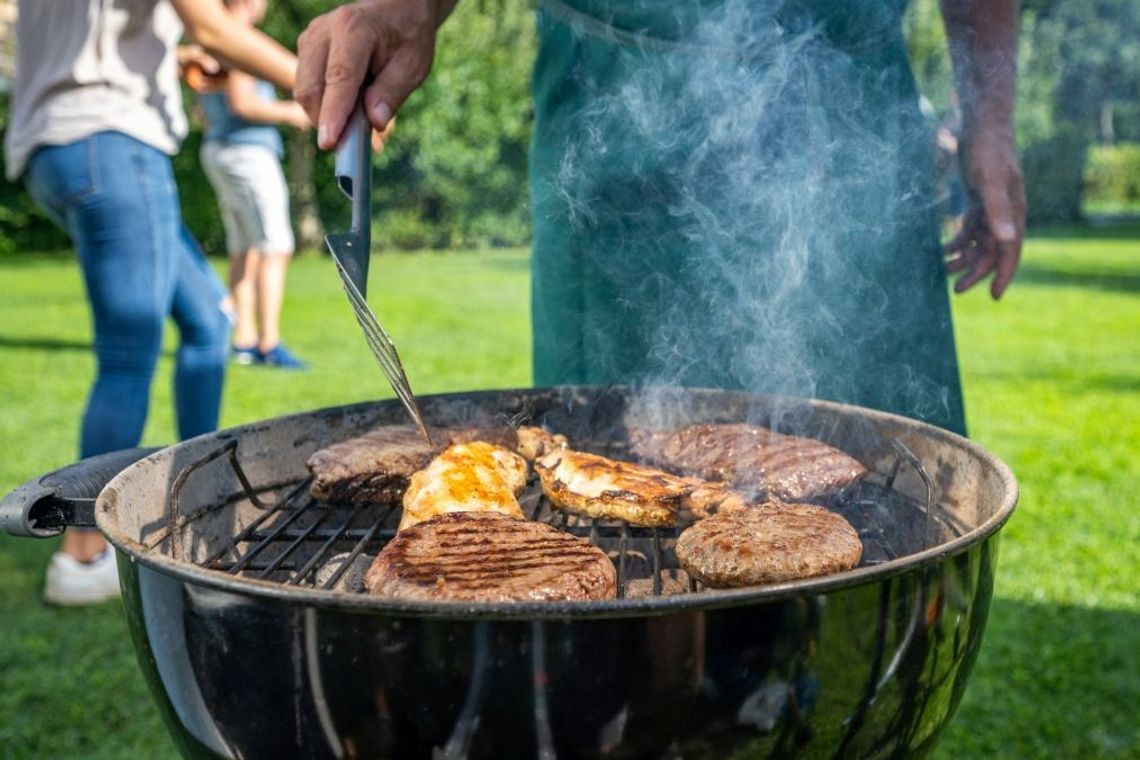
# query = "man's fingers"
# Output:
<box><xmin>945</xmin><ymin>250</ymin><xmax>973</xmax><ymax>274</ymax></box>
<box><xmin>989</xmin><ymin>240</ymin><xmax>1019</xmax><ymax>299</ymax></box>
<box><xmin>316</xmin><ymin>7</ymin><xmax>383</xmax><ymax>149</ymax></box>
<box><xmin>991</xmin><ymin>174</ymin><xmax>1027</xmax><ymax>299</ymax></box>
<box><xmin>981</xmin><ymin>172</ymin><xmax>1018</xmax><ymax>246</ymax></box>
<box><xmin>363</xmin><ymin>47</ymin><xmax>433</xmax><ymax>131</ymax></box>
<box><xmin>294</xmin><ymin>18</ymin><xmax>330</xmax><ymax>130</ymax></box>
<box><xmin>953</xmin><ymin>248</ymin><xmax>996</xmax><ymax>293</ymax></box>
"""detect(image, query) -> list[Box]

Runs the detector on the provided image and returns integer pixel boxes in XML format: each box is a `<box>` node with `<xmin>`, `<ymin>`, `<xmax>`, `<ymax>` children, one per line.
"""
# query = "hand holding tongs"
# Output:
<box><xmin>326</xmin><ymin>105</ymin><xmax>431</xmax><ymax>444</ymax></box>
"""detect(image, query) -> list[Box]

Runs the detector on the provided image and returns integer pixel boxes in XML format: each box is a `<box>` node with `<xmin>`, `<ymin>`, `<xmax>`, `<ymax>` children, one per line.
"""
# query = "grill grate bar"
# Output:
<box><xmin>200</xmin><ymin>479</ymin><xmax>311</xmax><ymax>567</ymax></box>
<box><xmin>255</xmin><ymin>506</ymin><xmax>337</xmax><ymax>580</ymax></box>
<box><xmin>289</xmin><ymin>502</ymin><xmax>370</xmax><ymax>585</ymax></box>
<box><xmin>228</xmin><ymin>492</ymin><xmax>315</xmax><ymax>574</ymax></box>
<box><xmin>615</xmin><ymin>522</ymin><xmax>630</xmax><ymax>599</ymax></box>
<box><xmin>651</xmin><ymin>530</ymin><xmax>663</xmax><ymax>596</ymax></box>
<box><xmin>319</xmin><ymin>508</ymin><xmax>394</xmax><ymax>590</ymax></box>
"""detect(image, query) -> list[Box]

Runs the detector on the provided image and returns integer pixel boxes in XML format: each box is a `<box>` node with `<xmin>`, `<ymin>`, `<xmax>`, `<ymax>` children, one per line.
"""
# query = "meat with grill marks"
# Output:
<box><xmin>675</xmin><ymin>502</ymin><xmax>863</xmax><ymax>588</ymax></box>
<box><xmin>307</xmin><ymin>424</ymin><xmax>559</xmax><ymax>505</ymax></box>
<box><xmin>399</xmin><ymin>441</ymin><xmax>527</xmax><ymax>529</ymax></box>
<box><xmin>629</xmin><ymin>423</ymin><xmax>867</xmax><ymax>503</ymax></box>
<box><xmin>534</xmin><ymin>449</ymin><xmax>750</xmax><ymax>528</ymax></box>
<box><xmin>364</xmin><ymin>512</ymin><xmax>618</xmax><ymax>602</ymax></box>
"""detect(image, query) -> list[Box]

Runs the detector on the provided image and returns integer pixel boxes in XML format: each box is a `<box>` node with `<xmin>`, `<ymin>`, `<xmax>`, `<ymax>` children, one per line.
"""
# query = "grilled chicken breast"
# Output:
<box><xmin>675</xmin><ymin>502</ymin><xmax>862</xmax><ymax>588</ymax></box>
<box><xmin>516</xmin><ymin>425</ymin><xmax>568</xmax><ymax>461</ymax></box>
<box><xmin>534</xmin><ymin>449</ymin><xmax>749</xmax><ymax>527</ymax></box>
<box><xmin>365</xmin><ymin>512</ymin><xmax>617</xmax><ymax>602</ymax></box>
<box><xmin>630</xmin><ymin>423</ymin><xmax>866</xmax><ymax>503</ymax></box>
<box><xmin>307</xmin><ymin>424</ymin><xmax>518</xmax><ymax>505</ymax></box>
<box><xmin>399</xmin><ymin>441</ymin><xmax>527</xmax><ymax>529</ymax></box>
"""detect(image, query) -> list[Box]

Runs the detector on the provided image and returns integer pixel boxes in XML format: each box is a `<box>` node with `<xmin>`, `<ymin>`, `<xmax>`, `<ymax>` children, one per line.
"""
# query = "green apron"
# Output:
<box><xmin>529</xmin><ymin>0</ymin><xmax>966</xmax><ymax>434</ymax></box>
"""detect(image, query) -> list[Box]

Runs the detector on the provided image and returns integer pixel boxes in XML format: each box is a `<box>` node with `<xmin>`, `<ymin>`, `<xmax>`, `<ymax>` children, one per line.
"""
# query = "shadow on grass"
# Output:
<box><xmin>942</xmin><ymin>597</ymin><xmax>1139</xmax><ymax>759</ymax></box>
<box><xmin>1028</xmin><ymin>222</ymin><xmax>1140</xmax><ymax>240</ymax></box>
<box><xmin>1014</xmin><ymin>262</ymin><xmax>1140</xmax><ymax>294</ymax></box>
<box><xmin>0</xmin><ymin>334</ymin><xmax>91</xmax><ymax>352</ymax></box>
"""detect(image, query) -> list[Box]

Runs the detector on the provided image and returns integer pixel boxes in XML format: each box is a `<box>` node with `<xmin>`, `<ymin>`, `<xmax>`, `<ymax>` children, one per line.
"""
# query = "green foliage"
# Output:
<box><xmin>907</xmin><ymin>0</ymin><xmax>1140</xmax><ymax>225</ymax></box>
<box><xmin>263</xmin><ymin>0</ymin><xmax>537</xmax><ymax>251</ymax></box>
<box><xmin>0</xmin><ymin>94</ymin><xmax>69</xmax><ymax>255</ymax></box>
<box><xmin>1084</xmin><ymin>143</ymin><xmax>1140</xmax><ymax>214</ymax></box>
<box><xmin>1021</xmin><ymin>129</ymin><xmax>1087</xmax><ymax>224</ymax></box>
<box><xmin>370</xmin><ymin>0</ymin><xmax>536</xmax><ymax>249</ymax></box>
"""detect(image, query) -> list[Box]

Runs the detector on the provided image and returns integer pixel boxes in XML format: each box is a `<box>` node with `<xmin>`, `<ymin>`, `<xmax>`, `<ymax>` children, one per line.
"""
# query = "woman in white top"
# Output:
<box><xmin>4</xmin><ymin>0</ymin><xmax>299</xmax><ymax>604</ymax></box>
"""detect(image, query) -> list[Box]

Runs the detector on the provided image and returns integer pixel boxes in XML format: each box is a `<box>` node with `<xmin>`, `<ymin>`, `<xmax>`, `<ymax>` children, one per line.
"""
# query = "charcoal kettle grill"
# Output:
<box><xmin>0</xmin><ymin>386</ymin><xmax>1017</xmax><ymax>759</ymax></box>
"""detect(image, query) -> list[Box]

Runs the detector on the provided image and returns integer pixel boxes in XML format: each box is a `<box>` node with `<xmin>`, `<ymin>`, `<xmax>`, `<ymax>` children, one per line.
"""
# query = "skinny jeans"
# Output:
<box><xmin>25</xmin><ymin>131</ymin><xmax>229</xmax><ymax>458</ymax></box>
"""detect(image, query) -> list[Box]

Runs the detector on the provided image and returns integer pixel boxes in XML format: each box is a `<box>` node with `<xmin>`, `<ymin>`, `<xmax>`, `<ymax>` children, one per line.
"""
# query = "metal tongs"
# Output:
<box><xmin>326</xmin><ymin>106</ymin><xmax>431</xmax><ymax>444</ymax></box>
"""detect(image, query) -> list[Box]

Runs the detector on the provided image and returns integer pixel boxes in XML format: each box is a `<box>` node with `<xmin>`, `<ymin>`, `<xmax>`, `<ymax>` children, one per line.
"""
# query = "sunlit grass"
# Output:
<box><xmin>0</xmin><ymin>228</ymin><xmax>1136</xmax><ymax>758</ymax></box>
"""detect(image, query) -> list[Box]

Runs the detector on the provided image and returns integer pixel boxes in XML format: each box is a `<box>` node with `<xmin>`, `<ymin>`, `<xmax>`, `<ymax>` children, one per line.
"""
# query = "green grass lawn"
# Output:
<box><xmin>0</xmin><ymin>231</ymin><xmax>1137</xmax><ymax>758</ymax></box>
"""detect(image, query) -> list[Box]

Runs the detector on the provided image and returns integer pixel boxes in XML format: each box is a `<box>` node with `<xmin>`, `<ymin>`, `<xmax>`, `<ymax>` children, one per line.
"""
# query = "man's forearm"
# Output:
<box><xmin>939</xmin><ymin>0</ymin><xmax>1018</xmax><ymax>134</ymax></box>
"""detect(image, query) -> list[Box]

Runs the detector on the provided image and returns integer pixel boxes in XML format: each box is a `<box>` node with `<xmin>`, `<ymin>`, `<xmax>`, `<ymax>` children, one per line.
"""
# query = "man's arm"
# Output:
<box><xmin>171</xmin><ymin>0</ymin><xmax>297</xmax><ymax>91</ymax></box>
<box><xmin>939</xmin><ymin>0</ymin><xmax>1026</xmax><ymax>299</ymax></box>
<box><xmin>294</xmin><ymin>0</ymin><xmax>459</xmax><ymax>150</ymax></box>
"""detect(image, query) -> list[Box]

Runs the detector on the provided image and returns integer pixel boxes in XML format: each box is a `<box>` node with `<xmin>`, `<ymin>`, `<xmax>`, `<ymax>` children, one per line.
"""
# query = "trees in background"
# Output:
<box><xmin>2</xmin><ymin>0</ymin><xmax>1138</xmax><ymax>253</ymax></box>
<box><xmin>908</xmin><ymin>0</ymin><xmax>1140</xmax><ymax>224</ymax></box>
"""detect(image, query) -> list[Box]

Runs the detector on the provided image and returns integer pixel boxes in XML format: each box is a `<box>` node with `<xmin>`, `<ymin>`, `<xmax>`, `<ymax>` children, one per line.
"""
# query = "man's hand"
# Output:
<box><xmin>944</xmin><ymin>122</ymin><xmax>1026</xmax><ymax>299</ymax></box>
<box><xmin>295</xmin><ymin>0</ymin><xmax>447</xmax><ymax>150</ymax></box>
<box><xmin>939</xmin><ymin>0</ymin><xmax>1024</xmax><ymax>300</ymax></box>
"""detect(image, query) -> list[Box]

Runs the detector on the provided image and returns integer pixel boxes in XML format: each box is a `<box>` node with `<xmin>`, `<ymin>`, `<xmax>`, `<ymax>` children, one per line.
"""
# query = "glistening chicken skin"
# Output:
<box><xmin>399</xmin><ymin>441</ymin><xmax>528</xmax><ymax>530</ymax></box>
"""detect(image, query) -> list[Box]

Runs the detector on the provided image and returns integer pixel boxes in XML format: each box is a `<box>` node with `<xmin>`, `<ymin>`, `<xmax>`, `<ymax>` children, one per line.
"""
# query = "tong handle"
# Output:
<box><xmin>334</xmin><ymin>105</ymin><xmax>373</xmax><ymax>248</ymax></box>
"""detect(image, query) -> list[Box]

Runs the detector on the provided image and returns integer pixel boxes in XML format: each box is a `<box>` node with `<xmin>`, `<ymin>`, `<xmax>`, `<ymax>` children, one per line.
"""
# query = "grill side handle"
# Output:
<box><xmin>0</xmin><ymin>448</ymin><xmax>160</xmax><ymax>538</ymax></box>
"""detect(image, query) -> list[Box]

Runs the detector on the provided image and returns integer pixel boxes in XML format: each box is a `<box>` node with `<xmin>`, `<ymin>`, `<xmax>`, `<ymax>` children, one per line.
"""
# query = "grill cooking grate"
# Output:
<box><xmin>163</xmin><ymin>438</ymin><xmax>952</xmax><ymax>597</ymax></box>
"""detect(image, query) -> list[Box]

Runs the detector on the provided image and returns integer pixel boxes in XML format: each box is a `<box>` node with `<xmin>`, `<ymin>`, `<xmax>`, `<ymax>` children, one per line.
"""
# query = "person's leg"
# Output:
<box><xmin>255</xmin><ymin>251</ymin><xmax>289</xmax><ymax>353</ymax></box>
<box><xmin>243</xmin><ymin>144</ymin><xmax>304</xmax><ymax>367</ymax></box>
<box><xmin>24</xmin><ymin>133</ymin><xmax>180</xmax><ymax>578</ymax></box>
<box><xmin>171</xmin><ymin>226</ymin><xmax>230</xmax><ymax>440</ymax></box>
<box><xmin>228</xmin><ymin>246</ymin><xmax>261</xmax><ymax>350</ymax></box>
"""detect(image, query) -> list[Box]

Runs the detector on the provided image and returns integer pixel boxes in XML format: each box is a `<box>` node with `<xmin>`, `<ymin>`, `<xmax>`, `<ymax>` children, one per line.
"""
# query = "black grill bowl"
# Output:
<box><xmin>89</xmin><ymin>387</ymin><xmax>1017</xmax><ymax>759</ymax></box>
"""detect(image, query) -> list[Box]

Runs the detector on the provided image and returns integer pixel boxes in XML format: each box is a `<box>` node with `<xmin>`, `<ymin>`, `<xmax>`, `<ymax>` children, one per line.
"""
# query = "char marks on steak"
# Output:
<box><xmin>675</xmin><ymin>503</ymin><xmax>863</xmax><ymax>588</ymax></box>
<box><xmin>306</xmin><ymin>424</ymin><xmax>519</xmax><ymax>505</ymax></box>
<box><xmin>630</xmin><ymin>423</ymin><xmax>866</xmax><ymax>503</ymax></box>
<box><xmin>534</xmin><ymin>449</ymin><xmax>749</xmax><ymax>527</ymax></box>
<box><xmin>399</xmin><ymin>441</ymin><xmax>527</xmax><ymax>529</ymax></box>
<box><xmin>365</xmin><ymin>512</ymin><xmax>617</xmax><ymax>602</ymax></box>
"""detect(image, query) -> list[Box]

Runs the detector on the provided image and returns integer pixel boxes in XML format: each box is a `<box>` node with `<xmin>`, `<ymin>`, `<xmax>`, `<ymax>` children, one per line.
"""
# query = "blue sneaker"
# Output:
<box><xmin>259</xmin><ymin>343</ymin><xmax>308</xmax><ymax>370</ymax></box>
<box><xmin>232</xmin><ymin>344</ymin><xmax>260</xmax><ymax>365</ymax></box>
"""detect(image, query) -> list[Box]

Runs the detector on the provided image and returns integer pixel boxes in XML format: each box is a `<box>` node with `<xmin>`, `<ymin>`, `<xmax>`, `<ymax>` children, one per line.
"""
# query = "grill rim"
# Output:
<box><xmin>96</xmin><ymin>387</ymin><xmax>1018</xmax><ymax>620</ymax></box>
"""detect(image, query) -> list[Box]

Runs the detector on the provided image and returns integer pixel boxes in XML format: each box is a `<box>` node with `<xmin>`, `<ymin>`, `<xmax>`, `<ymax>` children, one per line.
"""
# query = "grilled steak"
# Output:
<box><xmin>675</xmin><ymin>503</ymin><xmax>862</xmax><ymax>588</ymax></box>
<box><xmin>534</xmin><ymin>449</ymin><xmax>749</xmax><ymax>527</ymax></box>
<box><xmin>307</xmin><ymin>424</ymin><xmax>518</xmax><ymax>505</ymax></box>
<box><xmin>630</xmin><ymin>423</ymin><xmax>867</xmax><ymax>502</ymax></box>
<box><xmin>365</xmin><ymin>512</ymin><xmax>617</xmax><ymax>602</ymax></box>
<box><xmin>399</xmin><ymin>442</ymin><xmax>527</xmax><ymax>529</ymax></box>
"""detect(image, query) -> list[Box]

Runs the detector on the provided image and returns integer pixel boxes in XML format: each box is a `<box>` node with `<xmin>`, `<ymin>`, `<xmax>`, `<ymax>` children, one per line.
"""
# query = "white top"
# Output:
<box><xmin>4</xmin><ymin>0</ymin><xmax>186</xmax><ymax>180</ymax></box>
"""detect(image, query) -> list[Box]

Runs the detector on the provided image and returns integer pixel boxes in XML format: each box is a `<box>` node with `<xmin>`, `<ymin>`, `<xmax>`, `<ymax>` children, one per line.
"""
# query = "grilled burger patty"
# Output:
<box><xmin>675</xmin><ymin>503</ymin><xmax>863</xmax><ymax>588</ymax></box>
<box><xmin>534</xmin><ymin>449</ymin><xmax>748</xmax><ymax>527</ymax></box>
<box><xmin>365</xmin><ymin>512</ymin><xmax>617</xmax><ymax>602</ymax></box>
<box><xmin>308</xmin><ymin>424</ymin><xmax>561</xmax><ymax>505</ymax></box>
<box><xmin>630</xmin><ymin>423</ymin><xmax>867</xmax><ymax>503</ymax></box>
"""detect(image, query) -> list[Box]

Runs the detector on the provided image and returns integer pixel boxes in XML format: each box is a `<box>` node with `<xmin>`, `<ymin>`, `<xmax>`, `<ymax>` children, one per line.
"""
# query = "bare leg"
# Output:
<box><xmin>256</xmin><ymin>251</ymin><xmax>291</xmax><ymax>353</ymax></box>
<box><xmin>60</xmin><ymin>529</ymin><xmax>108</xmax><ymax>563</ymax></box>
<box><xmin>229</xmin><ymin>248</ymin><xmax>261</xmax><ymax>348</ymax></box>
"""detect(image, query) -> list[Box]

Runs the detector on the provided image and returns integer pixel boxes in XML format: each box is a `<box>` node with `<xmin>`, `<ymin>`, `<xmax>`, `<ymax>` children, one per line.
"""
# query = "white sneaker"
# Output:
<box><xmin>43</xmin><ymin>549</ymin><xmax>121</xmax><ymax>606</ymax></box>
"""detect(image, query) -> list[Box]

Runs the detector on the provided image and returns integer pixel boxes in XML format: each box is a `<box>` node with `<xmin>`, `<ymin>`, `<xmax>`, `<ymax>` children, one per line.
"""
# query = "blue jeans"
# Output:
<box><xmin>26</xmin><ymin>132</ymin><xmax>230</xmax><ymax>457</ymax></box>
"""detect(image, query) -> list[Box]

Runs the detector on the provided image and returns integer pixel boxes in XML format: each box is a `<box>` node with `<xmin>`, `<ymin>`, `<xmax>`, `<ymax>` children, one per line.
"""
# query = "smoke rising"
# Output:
<box><xmin>538</xmin><ymin>0</ymin><xmax>958</xmax><ymax>432</ymax></box>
